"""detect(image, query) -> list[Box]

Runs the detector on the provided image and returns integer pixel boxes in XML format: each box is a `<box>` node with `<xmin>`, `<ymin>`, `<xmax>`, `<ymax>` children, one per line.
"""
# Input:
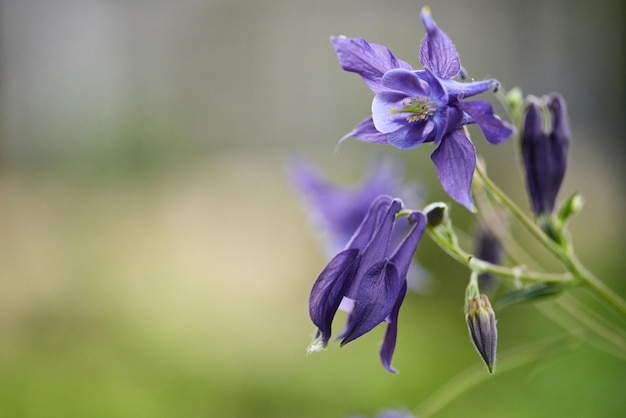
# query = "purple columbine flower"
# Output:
<box><xmin>521</xmin><ymin>94</ymin><xmax>570</xmax><ymax>217</ymax></box>
<box><xmin>308</xmin><ymin>195</ymin><xmax>426</xmax><ymax>373</ymax></box>
<box><xmin>332</xmin><ymin>7</ymin><xmax>514</xmax><ymax>210</ymax></box>
<box><xmin>289</xmin><ymin>157</ymin><xmax>427</xmax><ymax>292</ymax></box>
<box><xmin>289</xmin><ymin>157</ymin><xmax>420</xmax><ymax>254</ymax></box>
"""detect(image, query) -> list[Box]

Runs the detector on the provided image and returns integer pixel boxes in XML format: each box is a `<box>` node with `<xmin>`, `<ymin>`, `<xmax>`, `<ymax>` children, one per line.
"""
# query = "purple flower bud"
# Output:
<box><xmin>521</xmin><ymin>94</ymin><xmax>571</xmax><ymax>216</ymax></box>
<box><xmin>466</xmin><ymin>294</ymin><xmax>497</xmax><ymax>373</ymax></box>
<box><xmin>475</xmin><ymin>221</ymin><xmax>504</xmax><ymax>290</ymax></box>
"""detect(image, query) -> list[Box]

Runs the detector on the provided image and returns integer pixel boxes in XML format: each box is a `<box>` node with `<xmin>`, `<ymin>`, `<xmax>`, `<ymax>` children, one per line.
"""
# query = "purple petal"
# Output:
<box><xmin>345</xmin><ymin>195</ymin><xmax>394</xmax><ymax>251</ymax></box>
<box><xmin>340</xmin><ymin>260</ymin><xmax>403</xmax><ymax>346</ymax></box>
<box><xmin>521</xmin><ymin>102</ymin><xmax>547</xmax><ymax>215</ymax></box>
<box><xmin>441</xmin><ymin>78</ymin><xmax>499</xmax><ymax>99</ymax></box>
<box><xmin>380</xmin><ymin>281</ymin><xmax>407</xmax><ymax>373</ymax></box>
<box><xmin>419</xmin><ymin>7</ymin><xmax>461</xmax><ymax>79</ymax></box>
<box><xmin>309</xmin><ymin>248</ymin><xmax>360</xmax><ymax>345</ymax></box>
<box><xmin>340</xmin><ymin>117</ymin><xmax>388</xmax><ymax>145</ymax></box>
<box><xmin>380</xmin><ymin>211</ymin><xmax>427</xmax><ymax>373</ymax></box>
<box><xmin>459</xmin><ymin>100</ymin><xmax>515</xmax><ymax>144</ymax></box>
<box><xmin>420</xmin><ymin>69</ymin><xmax>447</xmax><ymax>103</ymax></box>
<box><xmin>381</xmin><ymin>69</ymin><xmax>431</xmax><ymax>96</ymax></box>
<box><xmin>390</xmin><ymin>211</ymin><xmax>427</xmax><ymax>278</ymax></box>
<box><xmin>355</xmin><ymin>199</ymin><xmax>402</xmax><ymax>271</ymax></box>
<box><xmin>549</xmin><ymin>94</ymin><xmax>571</xmax><ymax>149</ymax></box>
<box><xmin>431</xmin><ymin>129</ymin><xmax>476</xmax><ymax>211</ymax></box>
<box><xmin>331</xmin><ymin>36</ymin><xmax>413</xmax><ymax>94</ymax></box>
<box><xmin>387</xmin><ymin>121</ymin><xmax>434</xmax><ymax>150</ymax></box>
<box><xmin>345</xmin><ymin>198</ymin><xmax>401</xmax><ymax>301</ymax></box>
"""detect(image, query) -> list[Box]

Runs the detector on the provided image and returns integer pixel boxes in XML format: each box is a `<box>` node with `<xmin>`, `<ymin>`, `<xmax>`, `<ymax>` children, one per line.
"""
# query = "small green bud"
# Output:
<box><xmin>423</xmin><ymin>202</ymin><xmax>448</xmax><ymax>227</ymax></box>
<box><xmin>557</xmin><ymin>192</ymin><xmax>584</xmax><ymax>224</ymax></box>
<box><xmin>505</xmin><ymin>87</ymin><xmax>524</xmax><ymax>123</ymax></box>
<box><xmin>466</xmin><ymin>294</ymin><xmax>497</xmax><ymax>373</ymax></box>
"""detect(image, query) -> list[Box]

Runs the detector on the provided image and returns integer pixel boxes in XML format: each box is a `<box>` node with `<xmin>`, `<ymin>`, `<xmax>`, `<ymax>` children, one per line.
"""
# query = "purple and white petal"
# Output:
<box><xmin>431</xmin><ymin>129</ymin><xmax>477</xmax><ymax>211</ymax></box>
<box><xmin>372</xmin><ymin>91</ymin><xmax>414</xmax><ymax>133</ymax></box>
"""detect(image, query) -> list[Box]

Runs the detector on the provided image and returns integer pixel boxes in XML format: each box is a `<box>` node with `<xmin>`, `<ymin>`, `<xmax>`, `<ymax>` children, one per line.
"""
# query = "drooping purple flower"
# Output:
<box><xmin>521</xmin><ymin>94</ymin><xmax>570</xmax><ymax>217</ymax></box>
<box><xmin>332</xmin><ymin>7</ymin><xmax>514</xmax><ymax>210</ymax></box>
<box><xmin>289</xmin><ymin>157</ymin><xmax>427</xmax><ymax>292</ymax></box>
<box><xmin>308</xmin><ymin>195</ymin><xmax>427</xmax><ymax>372</ymax></box>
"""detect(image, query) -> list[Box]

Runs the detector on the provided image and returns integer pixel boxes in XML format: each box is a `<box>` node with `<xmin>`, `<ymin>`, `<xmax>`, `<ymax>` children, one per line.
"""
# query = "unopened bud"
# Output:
<box><xmin>423</xmin><ymin>202</ymin><xmax>447</xmax><ymax>227</ymax></box>
<box><xmin>557</xmin><ymin>192</ymin><xmax>584</xmax><ymax>224</ymax></box>
<box><xmin>520</xmin><ymin>94</ymin><xmax>571</xmax><ymax>217</ymax></box>
<box><xmin>466</xmin><ymin>294</ymin><xmax>497</xmax><ymax>373</ymax></box>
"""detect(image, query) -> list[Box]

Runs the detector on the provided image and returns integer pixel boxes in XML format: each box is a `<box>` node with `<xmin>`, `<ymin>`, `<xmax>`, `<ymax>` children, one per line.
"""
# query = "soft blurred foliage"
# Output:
<box><xmin>0</xmin><ymin>0</ymin><xmax>624</xmax><ymax>417</ymax></box>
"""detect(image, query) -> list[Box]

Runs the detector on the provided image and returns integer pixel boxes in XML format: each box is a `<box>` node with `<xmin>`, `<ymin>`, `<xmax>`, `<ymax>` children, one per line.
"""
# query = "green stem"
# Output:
<box><xmin>427</xmin><ymin>226</ymin><xmax>572</xmax><ymax>284</ymax></box>
<box><xmin>474</xmin><ymin>161</ymin><xmax>626</xmax><ymax>317</ymax></box>
<box><xmin>415</xmin><ymin>335</ymin><xmax>580</xmax><ymax>418</ymax></box>
<box><xmin>569</xmin><ymin>257</ymin><xmax>626</xmax><ymax>317</ymax></box>
<box><xmin>474</xmin><ymin>162</ymin><xmax>568</xmax><ymax>264</ymax></box>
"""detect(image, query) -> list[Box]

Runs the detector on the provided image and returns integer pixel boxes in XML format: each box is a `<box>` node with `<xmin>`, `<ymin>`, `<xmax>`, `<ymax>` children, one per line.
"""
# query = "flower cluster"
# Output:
<box><xmin>308</xmin><ymin>195</ymin><xmax>426</xmax><ymax>372</ymax></box>
<box><xmin>294</xmin><ymin>2</ymin><xmax>579</xmax><ymax>402</ymax></box>
<box><xmin>332</xmin><ymin>7</ymin><xmax>514</xmax><ymax>210</ymax></box>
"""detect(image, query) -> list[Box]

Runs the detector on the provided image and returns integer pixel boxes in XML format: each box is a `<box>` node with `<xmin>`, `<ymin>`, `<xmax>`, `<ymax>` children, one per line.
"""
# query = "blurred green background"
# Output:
<box><xmin>0</xmin><ymin>0</ymin><xmax>624</xmax><ymax>417</ymax></box>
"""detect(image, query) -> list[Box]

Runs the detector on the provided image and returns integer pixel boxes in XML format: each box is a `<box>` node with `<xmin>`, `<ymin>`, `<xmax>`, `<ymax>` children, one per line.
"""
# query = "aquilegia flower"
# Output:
<box><xmin>289</xmin><ymin>157</ymin><xmax>420</xmax><ymax>255</ymax></box>
<box><xmin>332</xmin><ymin>7</ymin><xmax>514</xmax><ymax>210</ymax></box>
<box><xmin>520</xmin><ymin>93</ymin><xmax>570</xmax><ymax>217</ymax></box>
<box><xmin>308</xmin><ymin>195</ymin><xmax>426</xmax><ymax>372</ymax></box>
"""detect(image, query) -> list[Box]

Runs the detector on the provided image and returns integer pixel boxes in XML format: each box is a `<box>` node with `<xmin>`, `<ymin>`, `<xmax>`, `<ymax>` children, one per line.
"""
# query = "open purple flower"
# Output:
<box><xmin>332</xmin><ymin>7</ymin><xmax>514</xmax><ymax>210</ymax></box>
<box><xmin>308</xmin><ymin>195</ymin><xmax>426</xmax><ymax>372</ymax></box>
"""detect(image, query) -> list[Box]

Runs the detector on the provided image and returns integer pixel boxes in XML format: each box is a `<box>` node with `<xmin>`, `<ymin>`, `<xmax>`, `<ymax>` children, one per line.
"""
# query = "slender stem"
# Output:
<box><xmin>427</xmin><ymin>226</ymin><xmax>572</xmax><ymax>284</ymax></box>
<box><xmin>474</xmin><ymin>162</ymin><xmax>568</xmax><ymax>265</ymax></box>
<box><xmin>569</xmin><ymin>256</ymin><xmax>626</xmax><ymax>317</ymax></box>
<box><xmin>415</xmin><ymin>335</ymin><xmax>580</xmax><ymax>418</ymax></box>
<box><xmin>474</xmin><ymin>161</ymin><xmax>626</xmax><ymax>317</ymax></box>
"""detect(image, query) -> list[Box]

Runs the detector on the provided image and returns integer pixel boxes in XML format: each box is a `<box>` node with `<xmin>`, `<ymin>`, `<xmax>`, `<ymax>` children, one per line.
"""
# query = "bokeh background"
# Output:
<box><xmin>1</xmin><ymin>0</ymin><xmax>624</xmax><ymax>417</ymax></box>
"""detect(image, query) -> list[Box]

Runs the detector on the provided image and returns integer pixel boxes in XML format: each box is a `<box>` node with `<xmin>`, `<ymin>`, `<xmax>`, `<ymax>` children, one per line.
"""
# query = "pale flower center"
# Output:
<box><xmin>391</xmin><ymin>96</ymin><xmax>436</xmax><ymax>122</ymax></box>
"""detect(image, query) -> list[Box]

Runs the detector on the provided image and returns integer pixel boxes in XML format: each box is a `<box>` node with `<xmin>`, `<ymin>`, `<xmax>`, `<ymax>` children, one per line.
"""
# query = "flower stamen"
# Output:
<box><xmin>391</xmin><ymin>96</ymin><xmax>437</xmax><ymax>122</ymax></box>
